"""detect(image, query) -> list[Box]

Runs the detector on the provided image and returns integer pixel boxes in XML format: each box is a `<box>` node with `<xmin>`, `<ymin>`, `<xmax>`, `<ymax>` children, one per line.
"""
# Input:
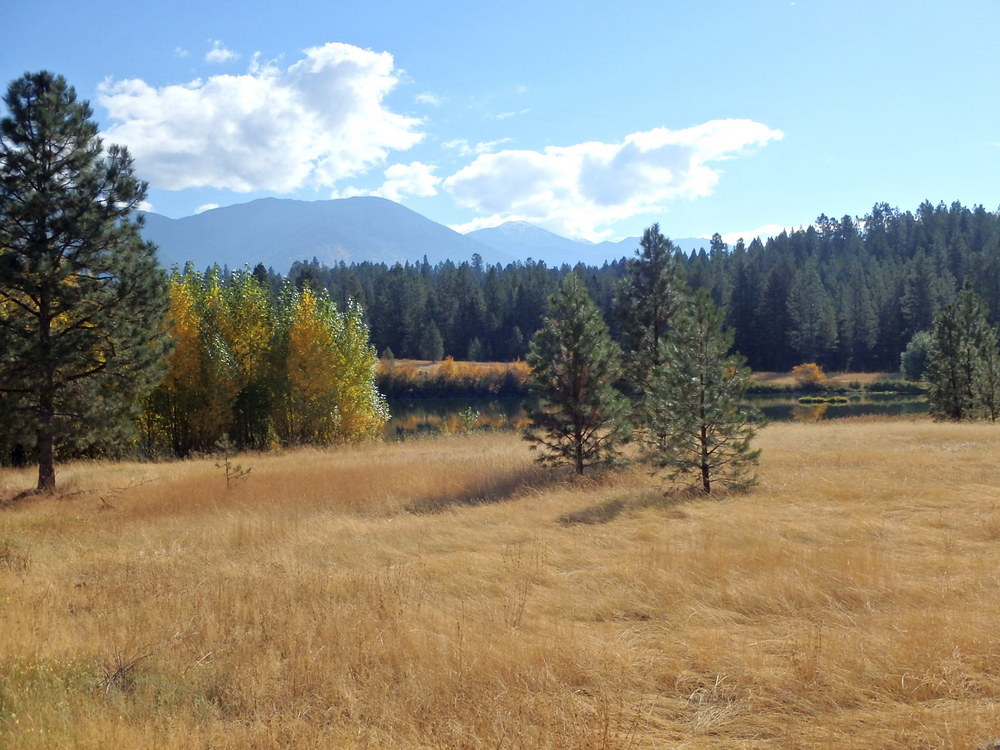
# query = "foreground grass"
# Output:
<box><xmin>1</xmin><ymin>421</ymin><xmax>999</xmax><ymax>748</ymax></box>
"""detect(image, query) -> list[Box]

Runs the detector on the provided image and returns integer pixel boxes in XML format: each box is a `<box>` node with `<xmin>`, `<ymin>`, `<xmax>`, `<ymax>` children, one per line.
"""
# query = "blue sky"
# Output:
<box><xmin>5</xmin><ymin>0</ymin><xmax>998</xmax><ymax>243</ymax></box>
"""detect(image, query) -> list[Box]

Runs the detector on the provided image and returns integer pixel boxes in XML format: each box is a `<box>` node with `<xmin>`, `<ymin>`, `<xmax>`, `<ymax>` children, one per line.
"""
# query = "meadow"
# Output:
<box><xmin>1</xmin><ymin>418</ymin><xmax>999</xmax><ymax>748</ymax></box>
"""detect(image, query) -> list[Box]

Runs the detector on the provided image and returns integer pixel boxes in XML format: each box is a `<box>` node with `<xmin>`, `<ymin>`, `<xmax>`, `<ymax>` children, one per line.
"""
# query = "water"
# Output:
<box><xmin>753</xmin><ymin>393</ymin><xmax>927</xmax><ymax>422</ymax></box>
<box><xmin>385</xmin><ymin>393</ymin><xmax>928</xmax><ymax>438</ymax></box>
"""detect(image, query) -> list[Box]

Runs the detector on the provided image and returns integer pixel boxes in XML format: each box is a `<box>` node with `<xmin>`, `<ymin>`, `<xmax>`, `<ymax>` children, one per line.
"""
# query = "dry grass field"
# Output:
<box><xmin>1</xmin><ymin>419</ymin><xmax>999</xmax><ymax>748</ymax></box>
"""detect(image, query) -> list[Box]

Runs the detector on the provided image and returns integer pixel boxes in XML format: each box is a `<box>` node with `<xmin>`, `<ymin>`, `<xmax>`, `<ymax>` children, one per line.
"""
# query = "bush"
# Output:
<box><xmin>900</xmin><ymin>331</ymin><xmax>932</xmax><ymax>381</ymax></box>
<box><xmin>790</xmin><ymin>363</ymin><xmax>827</xmax><ymax>391</ymax></box>
<box><xmin>866</xmin><ymin>378</ymin><xmax>926</xmax><ymax>394</ymax></box>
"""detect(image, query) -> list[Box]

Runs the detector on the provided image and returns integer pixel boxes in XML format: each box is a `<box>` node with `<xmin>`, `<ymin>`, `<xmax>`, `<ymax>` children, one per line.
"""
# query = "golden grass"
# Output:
<box><xmin>2</xmin><ymin>420</ymin><xmax>1000</xmax><ymax>748</ymax></box>
<box><xmin>751</xmin><ymin>371</ymin><xmax>896</xmax><ymax>387</ymax></box>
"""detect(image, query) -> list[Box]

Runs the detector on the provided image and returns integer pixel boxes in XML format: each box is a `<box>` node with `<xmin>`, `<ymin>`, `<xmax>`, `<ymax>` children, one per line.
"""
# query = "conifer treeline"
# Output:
<box><xmin>283</xmin><ymin>200</ymin><xmax>1000</xmax><ymax>372</ymax></box>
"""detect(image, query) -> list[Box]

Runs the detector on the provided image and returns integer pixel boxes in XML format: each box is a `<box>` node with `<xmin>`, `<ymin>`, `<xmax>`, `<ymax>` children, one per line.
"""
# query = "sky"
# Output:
<box><xmin>4</xmin><ymin>0</ymin><xmax>999</xmax><ymax>244</ymax></box>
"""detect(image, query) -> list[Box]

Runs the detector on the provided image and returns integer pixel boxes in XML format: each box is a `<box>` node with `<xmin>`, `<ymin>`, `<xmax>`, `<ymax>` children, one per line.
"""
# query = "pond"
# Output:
<box><xmin>385</xmin><ymin>393</ymin><xmax>929</xmax><ymax>439</ymax></box>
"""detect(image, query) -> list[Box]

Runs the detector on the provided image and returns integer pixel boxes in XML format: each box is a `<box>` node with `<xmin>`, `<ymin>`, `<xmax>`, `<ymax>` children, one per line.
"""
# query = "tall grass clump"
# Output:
<box><xmin>378</xmin><ymin>358</ymin><xmax>531</xmax><ymax>397</ymax></box>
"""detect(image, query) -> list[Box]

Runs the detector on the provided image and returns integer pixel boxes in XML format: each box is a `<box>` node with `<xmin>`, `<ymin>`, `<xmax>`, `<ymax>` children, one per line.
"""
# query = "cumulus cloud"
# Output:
<box><xmin>335</xmin><ymin>162</ymin><xmax>440</xmax><ymax>202</ymax></box>
<box><xmin>194</xmin><ymin>203</ymin><xmax>220</xmax><ymax>214</ymax></box>
<box><xmin>98</xmin><ymin>42</ymin><xmax>423</xmax><ymax>193</ymax></box>
<box><xmin>377</xmin><ymin>162</ymin><xmax>440</xmax><ymax>200</ymax></box>
<box><xmin>443</xmin><ymin>119</ymin><xmax>784</xmax><ymax>240</ymax></box>
<box><xmin>205</xmin><ymin>40</ymin><xmax>240</xmax><ymax>64</ymax></box>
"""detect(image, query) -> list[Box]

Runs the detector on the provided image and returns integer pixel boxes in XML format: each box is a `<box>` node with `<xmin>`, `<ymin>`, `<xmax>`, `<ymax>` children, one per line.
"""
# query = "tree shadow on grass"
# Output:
<box><xmin>557</xmin><ymin>487</ymin><xmax>706</xmax><ymax>526</ymax></box>
<box><xmin>558</xmin><ymin>497</ymin><xmax>628</xmax><ymax>525</ymax></box>
<box><xmin>405</xmin><ymin>465</ymin><xmax>573</xmax><ymax>514</ymax></box>
<box><xmin>0</xmin><ymin>489</ymin><xmax>43</xmax><ymax>509</ymax></box>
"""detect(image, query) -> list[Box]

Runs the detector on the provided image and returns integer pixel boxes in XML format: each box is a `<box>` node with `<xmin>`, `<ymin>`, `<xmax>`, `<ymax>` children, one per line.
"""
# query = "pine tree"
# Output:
<box><xmin>926</xmin><ymin>284</ymin><xmax>1000</xmax><ymax>421</ymax></box>
<box><xmin>614</xmin><ymin>224</ymin><xmax>687</xmax><ymax>395</ymax></box>
<box><xmin>0</xmin><ymin>72</ymin><xmax>169</xmax><ymax>490</ymax></box>
<box><xmin>786</xmin><ymin>259</ymin><xmax>838</xmax><ymax>365</ymax></box>
<box><xmin>524</xmin><ymin>273</ymin><xmax>630</xmax><ymax>475</ymax></box>
<box><xmin>645</xmin><ymin>290</ymin><xmax>762</xmax><ymax>494</ymax></box>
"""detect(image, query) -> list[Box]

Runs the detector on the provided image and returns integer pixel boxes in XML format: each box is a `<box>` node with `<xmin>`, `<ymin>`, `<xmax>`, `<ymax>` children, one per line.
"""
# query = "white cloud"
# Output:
<box><xmin>442</xmin><ymin>119</ymin><xmax>784</xmax><ymax>241</ymax></box>
<box><xmin>174</xmin><ymin>47</ymin><xmax>189</xmax><ymax>59</ymax></box>
<box><xmin>377</xmin><ymin>162</ymin><xmax>440</xmax><ymax>200</ymax></box>
<box><xmin>194</xmin><ymin>203</ymin><xmax>220</xmax><ymax>214</ymax></box>
<box><xmin>442</xmin><ymin>137</ymin><xmax>513</xmax><ymax>157</ymax></box>
<box><xmin>335</xmin><ymin>162</ymin><xmax>440</xmax><ymax>202</ymax></box>
<box><xmin>205</xmin><ymin>40</ymin><xmax>240</xmax><ymax>64</ymax></box>
<box><xmin>415</xmin><ymin>92</ymin><xmax>442</xmax><ymax>106</ymax></box>
<box><xmin>492</xmin><ymin>108</ymin><xmax>530</xmax><ymax>121</ymax></box>
<box><xmin>98</xmin><ymin>42</ymin><xmax>423</xmax><ymax>194</ymax></box>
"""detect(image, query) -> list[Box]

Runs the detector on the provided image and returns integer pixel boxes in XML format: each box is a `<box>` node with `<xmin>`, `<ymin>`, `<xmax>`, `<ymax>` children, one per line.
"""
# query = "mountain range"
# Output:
<box><xmin>139</xmin><ymin>196</ymin><xmax>710</xmax><ymax>272</ymax></box>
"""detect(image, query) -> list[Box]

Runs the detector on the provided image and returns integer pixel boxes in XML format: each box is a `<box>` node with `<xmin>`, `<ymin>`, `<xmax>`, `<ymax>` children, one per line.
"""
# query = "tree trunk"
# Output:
<box><xmin>37</xmin><ymin>291</ymin><xmax>57</xmax><ymax>492</ymax></box>
<box><xmin>700</xmin><ymin>424</ymin><xmax>711</xmax><ymax>494</ymax></box>
<box><xmin>37</xmin><ymin>389</ymin><xmax>56</xmax><ymax>492</ymax></box>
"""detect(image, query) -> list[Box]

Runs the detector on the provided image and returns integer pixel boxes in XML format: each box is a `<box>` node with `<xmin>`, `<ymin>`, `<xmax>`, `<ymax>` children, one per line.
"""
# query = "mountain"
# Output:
<box><xmin>141</xmin><ymin>196</ymin><xmax>502</xmax><ymax>272</ymax></box>
<box><xmin>466</xmin><ymin>222</ymin><xmax>710</xmax><ymax>266</ymax></box>
<box><xmin>139</xmin><ymin>196</ymin><xmax>713</xmax><ymax>272</ymax></box>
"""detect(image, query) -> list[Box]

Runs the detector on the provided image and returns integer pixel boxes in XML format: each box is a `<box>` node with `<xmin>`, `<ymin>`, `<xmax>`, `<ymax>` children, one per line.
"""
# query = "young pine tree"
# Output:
<box><xmin>645</xmin><ymin>290</ymin><xmax>762</xmax><ymax>494</ymax></box>
<box><xmin>524</xmin><ymin>273</ymin><xmax>630</xmax><ymax>475</ymax></box>
<box><xmin>0</xmin><ymin>72</ymin><xmax>169</xmax><ymax>490</ymax></box>
<box><xmin>926</xmin><ymin>284</ymin><xmax>1000</xmax><ymax>421</ymax></box>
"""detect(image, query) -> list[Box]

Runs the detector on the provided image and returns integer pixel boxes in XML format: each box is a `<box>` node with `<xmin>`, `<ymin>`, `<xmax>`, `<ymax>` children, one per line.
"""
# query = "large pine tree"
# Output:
<box><xmin>614</xmin><ymin>224</ymin><xmax>687</xmax><ymax>395</ymax></box>
<box><xmin>0</xmin><ymin>72</ymin><xmax>169</xmax><ymax>490</ymax></box>
<box><xmin>524</xmin><ymin>273</ymin><xmax>630</xmax><ymax>475</ymax></box>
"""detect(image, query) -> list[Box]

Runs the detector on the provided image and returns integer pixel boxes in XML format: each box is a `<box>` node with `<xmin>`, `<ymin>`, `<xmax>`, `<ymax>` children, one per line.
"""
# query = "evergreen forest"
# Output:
<box><xmin>278</xmin><ymin>200</ymin><xmax>1000</xmax><ymax>373</ymax></box>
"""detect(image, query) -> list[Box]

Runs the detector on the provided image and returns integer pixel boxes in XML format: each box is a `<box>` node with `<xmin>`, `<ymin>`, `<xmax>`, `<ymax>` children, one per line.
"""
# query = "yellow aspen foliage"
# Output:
<box><xmin>277</xmin><ymin>288</ymin><xmax>387</xmax><ymax>445</ymax></box>
<box><xmin>147</xmin><ymin>270</ymin><xmax>239</xmax><ymax>453</ymax></box>
<box><xmin>161</xmin><ymin>275</ymin><xmax>202</xmax><ymax>395</ymax></box>
<box><xmin>328</xmin><ymin>300</ymin><xmax>389</xmax><ymax>441</ymax></box>
<box><xmin>143</xmin><ymin>270</ymin><xmax>387</xmax><ymax>454</ymax></box>
<box><xmin>281</xmin><ymin>286</ymin><xmax>340</xmax><ymax>443</ymax></box>
<box><xmin>217</xmin><ymin>270</ymin><xmax>273</xmax><ymax>388</ymax></box>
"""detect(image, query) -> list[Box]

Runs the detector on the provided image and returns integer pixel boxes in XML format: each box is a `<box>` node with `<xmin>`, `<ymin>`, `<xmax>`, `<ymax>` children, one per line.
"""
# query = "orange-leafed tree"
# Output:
<box><xmin>790</xmin><ymin>362</ymin><xmax>827</xmax><ymax>390</ymax></box>
<box><xmin>143</xmin><ymin>268</ymin><xmax>238</xmax><ymax>455</ymax></box>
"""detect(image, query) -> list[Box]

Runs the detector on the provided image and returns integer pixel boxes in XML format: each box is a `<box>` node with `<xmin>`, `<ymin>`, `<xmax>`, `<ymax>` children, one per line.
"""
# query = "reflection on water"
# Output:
<box><xmin>385</xmin><ymin>394</ymin><xmax>928</xmax><ymax>439</ymax></box>
<box><xmin>755</xmin><ymin>394</ymin><xmax>927</xmax><ymax>423</ymax></box>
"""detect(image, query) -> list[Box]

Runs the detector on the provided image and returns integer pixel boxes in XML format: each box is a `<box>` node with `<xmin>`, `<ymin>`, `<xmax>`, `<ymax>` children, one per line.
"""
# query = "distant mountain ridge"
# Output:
<box><xmin>140</xmin><ymin>196</ymin><xmax>711</xmax><ymax>272</ymax></box>
<box><xmin>466</xmin><ymin>221</ymin><xmax>708</xmax><ymax>266</ymax></box>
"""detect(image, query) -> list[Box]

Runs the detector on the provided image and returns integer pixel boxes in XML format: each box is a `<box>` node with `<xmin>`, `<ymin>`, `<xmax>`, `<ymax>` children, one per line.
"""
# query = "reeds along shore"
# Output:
<box><xmin>1</xmin><ymin>419</ymin><xmax>999</xmax><ymax>748</ymax></box>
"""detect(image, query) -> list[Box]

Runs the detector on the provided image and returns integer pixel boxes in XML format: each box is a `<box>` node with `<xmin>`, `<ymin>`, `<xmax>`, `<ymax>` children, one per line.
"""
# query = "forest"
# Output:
<box><xmin>276</xmin><ymin>200</ymin><xmax>1000</xmax><ymax>373</ymax></box>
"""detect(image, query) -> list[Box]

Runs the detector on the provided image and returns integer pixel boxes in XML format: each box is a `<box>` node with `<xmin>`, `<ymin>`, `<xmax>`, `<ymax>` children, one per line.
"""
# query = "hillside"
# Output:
<box><xmin>141</xmin><ymin>196</ymin><xmax>501</xmax><ymax>271</ymax></box>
